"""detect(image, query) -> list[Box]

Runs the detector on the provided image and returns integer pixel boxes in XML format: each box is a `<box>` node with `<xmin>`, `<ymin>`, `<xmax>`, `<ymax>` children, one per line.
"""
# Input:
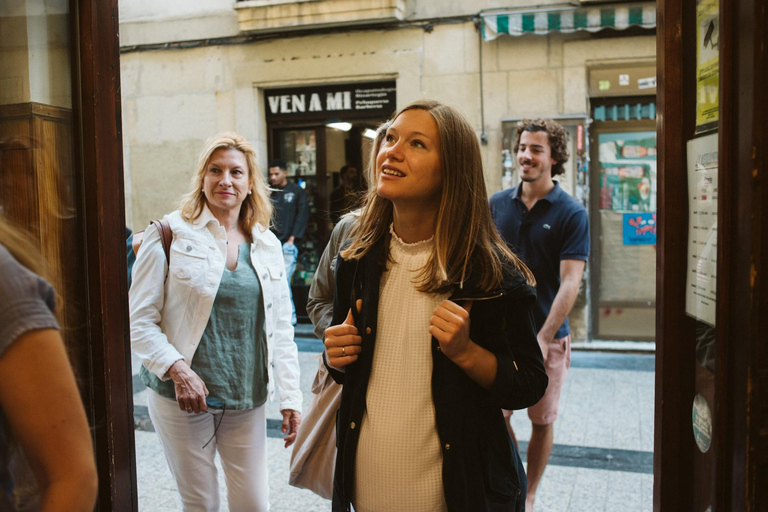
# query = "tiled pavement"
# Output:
<box><xmin>132</xmin><ymin>325</ymin><xmax>655</xmax><ymax>511</ymax></box>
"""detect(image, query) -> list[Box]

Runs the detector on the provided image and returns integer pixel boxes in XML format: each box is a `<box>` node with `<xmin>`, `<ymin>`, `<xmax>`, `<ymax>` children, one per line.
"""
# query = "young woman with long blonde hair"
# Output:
<box><xmin>323</xmin><ymin>100</ymin><xmax>548</xmax><ymax>512</ymax></box>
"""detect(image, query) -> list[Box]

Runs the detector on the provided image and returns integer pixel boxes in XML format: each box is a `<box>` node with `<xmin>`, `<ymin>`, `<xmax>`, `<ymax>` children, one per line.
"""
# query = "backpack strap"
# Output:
<box><xmin>149</xmin><ymin>219</ymin><xmax>173</xmax><ymax>263</ymax></box>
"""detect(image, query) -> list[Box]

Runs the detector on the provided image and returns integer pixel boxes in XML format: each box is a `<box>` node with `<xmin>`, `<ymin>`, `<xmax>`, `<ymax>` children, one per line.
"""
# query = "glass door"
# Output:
<box><xmin>1</xmin><ymin>0</ymin><xmax>136</xmax><ymax>508</ymax></box>
<box><xmin>271</xmin><ymin>126</ymin><xmax>327</xmax><ymax>321</ymax></box>
<box><xmin>589</xmin><ymin>108</ymin><xmax>657</xmax><ymax>341</ymax></box>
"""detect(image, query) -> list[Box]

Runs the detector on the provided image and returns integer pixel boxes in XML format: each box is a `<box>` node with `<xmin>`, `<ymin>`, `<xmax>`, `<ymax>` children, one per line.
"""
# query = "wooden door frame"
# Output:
<box><xmin>718</xmin><ymin>0</ymin><xmax>764</xmax><ymax>508</ymax></box>
<box><xmin>656</xmin><ymin>0</ymin><xmax>766</xmax><ymax>509</ymax></box>
<box><xmin>654</xmin><ymin>1</ymin><xmax>697</xmax><ymax>509</ymax></box>
<box><xmin>70</xmin><ymin>0</ymin><xmax>138</xmax><ymax>509</ymax></box>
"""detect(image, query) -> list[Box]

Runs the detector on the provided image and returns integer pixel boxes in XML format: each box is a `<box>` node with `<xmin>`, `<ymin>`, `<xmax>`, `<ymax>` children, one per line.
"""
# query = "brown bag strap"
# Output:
<box><xmin>149</xmin><ymin>219</ymin><xmax>172</xmax><ymax>263</ymax></box>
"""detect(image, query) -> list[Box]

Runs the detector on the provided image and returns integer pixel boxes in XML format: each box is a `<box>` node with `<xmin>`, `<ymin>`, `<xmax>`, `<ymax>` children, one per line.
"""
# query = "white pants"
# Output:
<box><xmin>146</xmin><ymin>389</ymin><xmax>270</xmax><ymax>512</ymax></box>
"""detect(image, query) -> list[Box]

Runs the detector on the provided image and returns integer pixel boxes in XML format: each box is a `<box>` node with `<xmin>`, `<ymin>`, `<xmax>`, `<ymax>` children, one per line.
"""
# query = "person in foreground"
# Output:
<box><xmin>489</xmin><ymin>118</ymin><xmax>589</xmax><ymax>512</ymax></box>
<box><xmin>130</xmin><ymin>132</ymin><xmax>302</xmax><ymax>511</ymax></box>
<box><xmin>323</xmin><ymin>100</ymin><xmax>548</xmax><ymax>512</ymax></box>
<box><xmin>0</xmin><ymin>217</ymin><xmax>97</xmax><ymax>511</ymax></box>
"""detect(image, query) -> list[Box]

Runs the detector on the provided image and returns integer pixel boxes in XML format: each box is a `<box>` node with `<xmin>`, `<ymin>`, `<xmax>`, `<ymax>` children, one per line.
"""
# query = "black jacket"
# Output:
<box><xmin>327</xmin><ymin>237</ymin><xmax>548</xmax><ymax>512</ymax></box>
<box><xmin>270</xmin><ymin>181</ymin><xmax>309</xmax><ymax>244</ymax></box>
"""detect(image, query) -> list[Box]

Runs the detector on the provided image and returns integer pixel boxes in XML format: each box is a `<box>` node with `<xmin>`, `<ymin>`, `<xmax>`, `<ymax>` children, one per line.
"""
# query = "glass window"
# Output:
<box><xmin>0</xmin><ymin>0</ymin><xmax>83</xmax><ymax>350</ymax></box>
<box><xmin>591</xmin><ymin>124</ymin><xmax>657</xmax><ymax>340</ymax></box>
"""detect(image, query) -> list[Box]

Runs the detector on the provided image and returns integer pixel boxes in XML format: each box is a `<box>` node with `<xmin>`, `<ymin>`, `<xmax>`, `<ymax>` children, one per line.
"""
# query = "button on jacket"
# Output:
<box><xmin>327</xmin><ymin>237</ymin><xmax>548</xmax><ymax>512</ymax></box>
<box><xmin>130</xmin><ymin>206</ymin><xmax>302</xmax><ymax>413</ymax></box>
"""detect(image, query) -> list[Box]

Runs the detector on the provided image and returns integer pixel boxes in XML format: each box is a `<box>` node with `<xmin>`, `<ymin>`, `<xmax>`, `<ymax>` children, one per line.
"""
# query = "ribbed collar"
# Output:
<box><xmin>389</xmin><ymin>223</ymin><xmax>434</xmax><ymax>256</ymax></box>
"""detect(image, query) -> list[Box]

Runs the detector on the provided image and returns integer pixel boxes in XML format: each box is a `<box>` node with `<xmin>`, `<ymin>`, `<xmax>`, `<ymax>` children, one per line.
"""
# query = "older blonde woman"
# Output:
<box><xmin>130</xmin><ymin>132</ymin><xmax>302</xmax><ymax>511</ymax></box>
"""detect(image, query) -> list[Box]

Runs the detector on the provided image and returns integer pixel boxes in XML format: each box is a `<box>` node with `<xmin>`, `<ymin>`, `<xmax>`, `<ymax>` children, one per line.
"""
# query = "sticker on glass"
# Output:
<box><xmin>692</xmin><ymin>393</ymin><xmax>712</xmax><ymax>453</ymax></box>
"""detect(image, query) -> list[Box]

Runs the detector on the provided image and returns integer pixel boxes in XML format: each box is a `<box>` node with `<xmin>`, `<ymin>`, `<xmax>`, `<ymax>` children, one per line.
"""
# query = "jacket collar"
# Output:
<box><xmin>449</xmin><ymin>263</ymin><xmax>536</xmax><ymax>304</ymax></box>
<box><xmin>513</xmin><ymin>180</ymin><xmax>564</xmax><ymax>206</ymax></box>
<box><xmin>190</xmin><ymin>204</ymin><xmax>220</xmax><ymax>231</ymax></box>
<box><xmin>252</xmin><ymin>223</ymin><xmax>279</xmax><ymax>246</ymax></box>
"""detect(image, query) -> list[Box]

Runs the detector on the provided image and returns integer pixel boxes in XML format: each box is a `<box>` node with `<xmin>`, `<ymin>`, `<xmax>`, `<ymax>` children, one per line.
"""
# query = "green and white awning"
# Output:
<box><xmin>481</xmin><ymin>2</ymin><xmax>656</xmax><ymax>41</ymax></box>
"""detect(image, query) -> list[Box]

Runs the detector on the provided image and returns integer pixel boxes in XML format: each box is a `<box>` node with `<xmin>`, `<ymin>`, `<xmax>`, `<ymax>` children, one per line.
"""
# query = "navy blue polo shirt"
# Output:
<box><xmin>489</xmin><ymin>182</ymin><xmax>589</xmax><ymax>338</ymax></box>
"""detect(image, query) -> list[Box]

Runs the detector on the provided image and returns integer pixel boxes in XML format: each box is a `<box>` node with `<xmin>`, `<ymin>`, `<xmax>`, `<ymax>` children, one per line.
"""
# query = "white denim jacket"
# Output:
<box><xmin>129</xmin><ymin>206</ymin><xmax>302</xmax><ymax>413</ymax></box>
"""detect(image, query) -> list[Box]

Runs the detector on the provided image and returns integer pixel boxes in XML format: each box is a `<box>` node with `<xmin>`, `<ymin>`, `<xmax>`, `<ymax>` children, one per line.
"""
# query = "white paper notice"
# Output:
<box><xmin>686</xmin><ymin>133</ymin><xmax>719</xmax><ymax>326</ymax></box>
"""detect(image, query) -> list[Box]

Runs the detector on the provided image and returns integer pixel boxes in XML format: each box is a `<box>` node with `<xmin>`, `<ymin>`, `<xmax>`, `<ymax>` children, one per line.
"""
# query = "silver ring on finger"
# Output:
<box><xmin>341</xmin><ymin>346</ymin><xmax>347</xmax><ymax>357</ymax></box>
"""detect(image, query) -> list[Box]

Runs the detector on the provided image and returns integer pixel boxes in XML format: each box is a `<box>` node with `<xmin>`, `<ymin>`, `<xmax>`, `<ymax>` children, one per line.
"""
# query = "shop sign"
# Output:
<box><xmin>623</xmin><ymin>212</ymin><xmax>657</xmax><ymax>245</ymax></box>
<box><xmin>264</xmin><ymin>81</ymin><xmax>396</xmax><ymax>122</ymax></box>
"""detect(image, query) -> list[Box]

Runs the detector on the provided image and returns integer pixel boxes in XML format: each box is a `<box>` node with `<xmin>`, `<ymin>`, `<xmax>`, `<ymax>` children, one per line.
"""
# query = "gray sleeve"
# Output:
<box><xmin>307</xmin><ymin>213</ymin><xmax>357</xmax><ymax>339</ymax></box>
<box><xmin>0</xmin><ymin>246</ymin><xmax>60</xmax><ymax>359</ymax></box>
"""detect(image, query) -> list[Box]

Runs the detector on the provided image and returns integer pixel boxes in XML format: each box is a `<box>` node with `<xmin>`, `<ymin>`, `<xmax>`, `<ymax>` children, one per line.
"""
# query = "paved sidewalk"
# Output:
<box><xmin>133</xmin><ymin>325</ymin><xmax>654</xmax><ymax>511</ymax></box>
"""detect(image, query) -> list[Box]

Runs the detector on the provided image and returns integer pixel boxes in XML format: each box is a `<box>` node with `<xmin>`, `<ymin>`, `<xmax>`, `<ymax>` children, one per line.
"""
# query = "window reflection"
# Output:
<box><xmin>0</xmin><ymin>1</ymin><xmax>83</xmax><ymax>359</ymax></box>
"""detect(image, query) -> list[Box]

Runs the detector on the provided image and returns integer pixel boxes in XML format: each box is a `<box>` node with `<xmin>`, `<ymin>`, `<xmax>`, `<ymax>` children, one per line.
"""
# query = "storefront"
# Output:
<box><xmin>499</xmin><ymin>63</ymin><xmax>658</xmax><ymax>342</ymax></box>
<box><xmin>588</xmin><ymin>63</ymin><xmax>658</xmax><ymax>340</ymax></box>
<box><xmin>264</xmin><ymin>81</ymin><xmax>396</xmax><ymax>320</ymax></box>
<box><xmin>483</xmin><ymin>3</ymin><xmax>658</xmax><ymax>342</ymax></box>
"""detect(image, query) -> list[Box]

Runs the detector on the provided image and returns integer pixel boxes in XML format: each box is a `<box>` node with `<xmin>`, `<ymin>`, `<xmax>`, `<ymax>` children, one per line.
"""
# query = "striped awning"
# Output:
<box><xmin>481</xmin><ymin>2</ymin><xmax>656</xmax><ymax>41</ymax></box>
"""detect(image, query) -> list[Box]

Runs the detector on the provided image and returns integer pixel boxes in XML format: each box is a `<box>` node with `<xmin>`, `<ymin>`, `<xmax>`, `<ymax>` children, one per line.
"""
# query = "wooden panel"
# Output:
<box><xmin>0</xmin><ymin>108</ymin><xmax>81</xmax><ymax>360</ymax></box>
<box><xmin>750</xmin><ymin>3</ymin><xmax>767</xmax><ymax>507</ymax></box>
<box><xmin>714</xmin><ymin>0</ymin><xmax>740</xmax><ymax>508</ymax></box>
<box><xmin>0</xmin><ymin>144</ymin><xmax>39</xmax><ymax>234</ymax></box>
<box><xmin>0</xmin><ymin>102</ymin><xmax>72</xmax><ymax>121</ymax></box>
<box><xmin>718</xmin><ymin>0</ymin><xmax>767</xmax><ymax>508</ymax></box>
<box><xmin>32</xmin><ymin>114</ymin><xmax>87</xmax><ymax>369</ymax></box>
<box><xmin>0</xmin><ymin>115</ymin><xmax>35</xmax><ymax>227</ymax></box>
<box><xmin>654</xmin><ymin>0</ymin><xmax>697</xmax><ymax>509</ymax></box>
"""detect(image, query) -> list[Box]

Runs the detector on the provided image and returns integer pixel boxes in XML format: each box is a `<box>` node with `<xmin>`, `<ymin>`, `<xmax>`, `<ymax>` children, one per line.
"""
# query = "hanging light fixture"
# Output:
<box><xmin>326</xmin><ymin>122</ymin><xmax>352</xmax><ymax>131</ymax></box>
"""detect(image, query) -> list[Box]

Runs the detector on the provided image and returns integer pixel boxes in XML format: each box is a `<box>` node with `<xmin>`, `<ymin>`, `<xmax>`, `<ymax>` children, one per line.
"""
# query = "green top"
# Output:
<box><xmin>141</xmin><ymin>242</ymin><xmax>268</xmax><ymax>410</ymax></box>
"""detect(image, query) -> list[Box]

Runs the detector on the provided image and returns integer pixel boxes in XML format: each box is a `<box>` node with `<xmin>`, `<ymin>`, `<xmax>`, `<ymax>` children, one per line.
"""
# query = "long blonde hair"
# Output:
<box><xmin>342</xmin><ymin>99</ymin><xmax>534</xmax><ymax>293</ymax></box>
<box><xmin>178</xmin><ymin>132</ymin><xmax>272</xmax><ymax>233</ymax></box>
<box><xmin>0</xmin><ymin>217</ymin><xmax>46</xmax><ymax>278</ymax></box>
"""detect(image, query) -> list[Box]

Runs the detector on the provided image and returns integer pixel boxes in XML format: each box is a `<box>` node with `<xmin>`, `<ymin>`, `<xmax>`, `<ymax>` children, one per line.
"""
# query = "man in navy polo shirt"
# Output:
<box><xmin>489</xmin><ymin>118</ymin><xmax>589</xmax><ymax>512</ymax></box>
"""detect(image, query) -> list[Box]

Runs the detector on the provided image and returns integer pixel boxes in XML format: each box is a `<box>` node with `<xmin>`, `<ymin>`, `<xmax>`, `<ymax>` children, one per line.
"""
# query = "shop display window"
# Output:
<box><xmin>590</xmin><ymin>119</ymin><xmax>658</xmax><ymax>340</ymax></box>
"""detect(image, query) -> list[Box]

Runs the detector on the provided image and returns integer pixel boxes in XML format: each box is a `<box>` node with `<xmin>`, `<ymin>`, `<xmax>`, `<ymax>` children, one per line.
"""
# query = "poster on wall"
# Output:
<box><xmin>696</xmin><ymin>0</ymin><xmax>719</xmax><ymax>133</ymax></box>
<box><xmin>685</xmin><ymin>133</ymin><xmax>719</xmax><ymax>326</ymax></box>
<box><xmin>598</xmin><ymin>131</ymin><xmax>657</xmax><ymax>213</ymax></box>
<box><xmin>623</xmin><ymin>212</ymin><xmax>657</xmax><ymax>245</ymax></box>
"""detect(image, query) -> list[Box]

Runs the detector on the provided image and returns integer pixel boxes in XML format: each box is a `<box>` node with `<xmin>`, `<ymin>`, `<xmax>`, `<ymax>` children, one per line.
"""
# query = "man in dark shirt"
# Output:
<box><xmin>489</xmin><ymin>118</ymin><xmax>589</xmax><ymax>512</ymax></box>
<box><xmin>268</xmin><ymin>158</ymin><xmax>309</xmax><ymax>325</ymax></box>
<box><xmin>329</xmin><ymin>164</ymin><xmax>360</xmax><ymax>225</ymax></box>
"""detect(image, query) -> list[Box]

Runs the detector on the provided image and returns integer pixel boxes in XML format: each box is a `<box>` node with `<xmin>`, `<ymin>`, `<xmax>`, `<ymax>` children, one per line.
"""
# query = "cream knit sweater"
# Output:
<box><xmin>353</xmin><ymin>228</ymin><xmax>449</xmax><ymax>512</ymax></box>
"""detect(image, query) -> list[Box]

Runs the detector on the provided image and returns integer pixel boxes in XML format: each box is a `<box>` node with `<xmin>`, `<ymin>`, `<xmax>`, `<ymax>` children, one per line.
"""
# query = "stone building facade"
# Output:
<box><xmin>119</xmin><ymin>0</ymin><xmax>658</xmax><ymax>341</ymax></box>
